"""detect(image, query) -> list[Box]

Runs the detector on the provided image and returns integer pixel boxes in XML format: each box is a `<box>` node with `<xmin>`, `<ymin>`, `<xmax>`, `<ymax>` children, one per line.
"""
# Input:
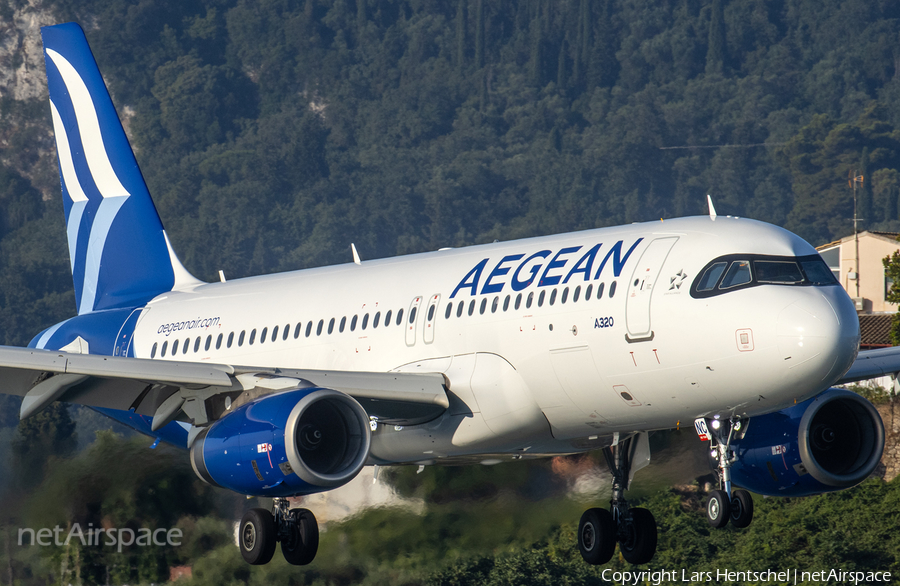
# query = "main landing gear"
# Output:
<box><xmin>578</xmin><ymin>434</ymin><xmax>657</xmax><ymax>566</ymax></box>
<box><xmin>239</xmin><ymin>498</ymin><xmax>319</xmax><ymax>566</ymax></box>
<box><xmin>702</xmin><ymin>417</ymin><xmax>754</xmax><ymax>529</ymax></box>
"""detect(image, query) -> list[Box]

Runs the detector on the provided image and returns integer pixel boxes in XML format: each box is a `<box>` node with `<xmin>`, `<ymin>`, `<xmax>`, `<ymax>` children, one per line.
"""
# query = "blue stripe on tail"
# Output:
<box><xmin>41</xmin><ymin>23</ymin><xmax>185</xmax><ymax>314</ymax></box>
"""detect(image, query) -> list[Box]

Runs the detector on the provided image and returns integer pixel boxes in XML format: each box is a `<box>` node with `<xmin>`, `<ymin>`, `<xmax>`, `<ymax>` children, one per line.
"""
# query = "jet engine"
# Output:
<box><xmin>190</xmin><ymin>388</ymin><xmax>371</xmax><ymax>497</ymax></box>
<box><xmin>728</xmin><ymin>388</ymin><xmax>884</xmax><ymax>497</ymax></box>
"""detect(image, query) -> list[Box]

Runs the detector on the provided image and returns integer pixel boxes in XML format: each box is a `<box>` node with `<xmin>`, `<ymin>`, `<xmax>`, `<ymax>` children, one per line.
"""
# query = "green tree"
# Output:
<box><xmin>456</xmin><ymin>0</ymin><xmax>467</xmax><ymax>71</ymax></box>
<box><xmin>11</xmin><ymin>403</ymin><xmax>76</xmax><ymax>489</ymax></box>
<box><xmin>706</xmin><ymin>0</ymin><xmax>727</xmax><ymax>75</ymax></box>
<box><xmin>884</xmin><ymin>247</ymin><xmax>900</xmax><ymax>345</ymax></box>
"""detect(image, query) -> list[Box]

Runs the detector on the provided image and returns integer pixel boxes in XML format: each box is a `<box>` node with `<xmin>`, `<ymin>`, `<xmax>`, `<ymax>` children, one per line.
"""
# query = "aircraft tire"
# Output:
<box><xmin>239</xmin><ymin>508</ymin><xmax>277</xmax><ymax>565</ymax></box>
<box><xmin>282</xmin><ymin>508</ymin><xmax>319</xmax><ymax>566</ymax></box>
<box><xmin>577</xmin><ymin>508</ymin><xmax>616</xmax><ymax>565</ymax></box>
<box><xmin>706</xmin><ymin>490</ymin><xmax>731</xmax><ymax>528</ymax></box>
<box><xmin>729</xmin><ymin>489</ymin><xmax>754</xmax><ymax>528</ymax></box>
<box><xmin>618</xmin><ymin>507</ymin><xmax>657</xmax><ymax>565</ymax></box>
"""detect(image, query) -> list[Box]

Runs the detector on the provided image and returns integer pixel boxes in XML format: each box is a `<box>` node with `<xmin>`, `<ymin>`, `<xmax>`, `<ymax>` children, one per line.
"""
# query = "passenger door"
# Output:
<box><xmin>625</xmin><ymin>237</ymin><xmax>678</xmax><ymax>342</ymax></box>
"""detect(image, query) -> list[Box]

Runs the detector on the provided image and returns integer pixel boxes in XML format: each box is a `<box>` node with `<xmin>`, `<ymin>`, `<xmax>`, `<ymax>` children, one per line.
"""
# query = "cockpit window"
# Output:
<box><xmin>755</xmin><ymin>261</ymin><xmax>803</xmax><ymax>284</ymax></box>
<box><xmin>800</xmin><ymin>260</ymin><xmax>836</xmax><ymax>285</ymax></box>
<box><xmin>691</xmin><ymin>254</ymin><xmax>838</xmax><ymax>298</ymax></box>
<box><xmin>696</xmin><ymin>262</ymin><xmax>727</xmax><ymax>291</ymax></box>
<box><xmin>720</xmin><ymin>261</ymin><xmax>752</xmax><ymax>289</ymax></box>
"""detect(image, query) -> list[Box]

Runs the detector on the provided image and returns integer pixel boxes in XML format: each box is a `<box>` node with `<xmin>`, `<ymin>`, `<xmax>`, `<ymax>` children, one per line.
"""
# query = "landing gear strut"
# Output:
<box><xmin>239</xmin><ymin>498</ymin><xmax>319</xmax><ymax>566</ymax></box>
<box><xmin>578</xmin><ymin>433</ymin><xmax>657</xmax><ymax>566</ymax></box>
<box><xmin>702</xmin><ymin>416</ymin><xmax>753</xmax><ymax>529</ymax></box>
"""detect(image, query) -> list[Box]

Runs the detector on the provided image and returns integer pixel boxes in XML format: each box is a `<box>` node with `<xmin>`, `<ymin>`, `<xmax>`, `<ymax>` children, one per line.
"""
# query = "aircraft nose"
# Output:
<box><xmin>776</xmin><ymin>288</ymin><xmax>859</xmax><ymax>386</ymax></box>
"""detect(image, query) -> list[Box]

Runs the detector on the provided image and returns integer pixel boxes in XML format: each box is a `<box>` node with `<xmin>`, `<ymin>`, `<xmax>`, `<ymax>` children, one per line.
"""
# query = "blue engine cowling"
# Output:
<box><xmin>729</xmin><ymin>388</ymin><xmax>884</xmax><ymax>497</ymax></box>
<box><xmin>190</xmin><ymin>387</ymin><xmax>371</xmax><ymax>497</ymax></box>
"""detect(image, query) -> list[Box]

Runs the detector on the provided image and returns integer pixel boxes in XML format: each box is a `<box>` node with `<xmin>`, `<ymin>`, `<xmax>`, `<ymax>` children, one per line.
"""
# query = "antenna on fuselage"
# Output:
<box><xmin>351</xmin><ymin>243</ymin><xmax>362</xmax><ymax>265</ymax></box>
<box><xmin>707</xmin><ymin>195</ymin><xmax>717</xmax><ymax>221</ymax></box>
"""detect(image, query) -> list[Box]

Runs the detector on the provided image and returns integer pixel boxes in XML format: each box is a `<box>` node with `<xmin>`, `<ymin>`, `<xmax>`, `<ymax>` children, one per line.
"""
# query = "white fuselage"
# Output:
<box><xmin>130</xmin><ymin>216</ymin><xmax>860</xmax><ymax>464</ymax></box>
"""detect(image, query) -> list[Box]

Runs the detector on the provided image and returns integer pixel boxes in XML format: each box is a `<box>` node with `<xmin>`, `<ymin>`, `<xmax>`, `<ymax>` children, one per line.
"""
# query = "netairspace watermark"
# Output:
<box><xmin>601</xmin><ymin>568</ymin><xmax>892</xmax><ymax>586</ymax></box>
<box><xmin>18</xmin><ymin>524</ymin><xmax>182</xmax><ymax>553</ymax></box>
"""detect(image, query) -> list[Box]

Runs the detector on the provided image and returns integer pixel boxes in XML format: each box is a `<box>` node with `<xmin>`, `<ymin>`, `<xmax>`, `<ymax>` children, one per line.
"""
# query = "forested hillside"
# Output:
<box><xmin>1</xmin><ymin>0</ymin><xmax>900</xmax><ymax>584</ymax></box>
<box><xmin>1</xmin><ymin>0</ymin><xmax>900</xmax><ymax>344</ymax></box>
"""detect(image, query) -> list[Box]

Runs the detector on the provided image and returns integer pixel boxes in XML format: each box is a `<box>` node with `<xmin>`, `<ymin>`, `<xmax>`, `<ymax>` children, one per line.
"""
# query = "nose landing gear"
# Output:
<box><xmin>577</xmin><ymin>433</ymin><xmax>658</xmax><ymax>566</ymax></box>
<box><xmin>239</xmin><ymin>498</ymin><xmax>320</xmax><ymax>566</ymax></box>
<box><xmin>701</xmin><ymin>416</ymin><xmax>754</xmax><ymax>530</ymax></box>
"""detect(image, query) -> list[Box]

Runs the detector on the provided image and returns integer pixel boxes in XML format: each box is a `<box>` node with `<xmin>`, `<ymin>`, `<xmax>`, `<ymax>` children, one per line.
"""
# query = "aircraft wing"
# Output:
<box><xmin>836</xmin><ymin>346</ymin><xmax>900</xmax><ymax>385</ymax></box>
<box><xmin>0</xmin><ymin>346</ymin><xmax>449</xmax><ymax>427</ymax></box>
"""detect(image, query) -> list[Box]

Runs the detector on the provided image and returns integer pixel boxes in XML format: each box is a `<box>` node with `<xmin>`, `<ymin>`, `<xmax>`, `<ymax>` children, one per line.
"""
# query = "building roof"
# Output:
<box><xmin>817</xmin><ymin>231</ymin><xmax>900</xmax><ymax>251</ymax></box>
<box><xmin>859</xmin><ymin>313</ymin><xmax>894</xmax><ymax>348</ymax></box>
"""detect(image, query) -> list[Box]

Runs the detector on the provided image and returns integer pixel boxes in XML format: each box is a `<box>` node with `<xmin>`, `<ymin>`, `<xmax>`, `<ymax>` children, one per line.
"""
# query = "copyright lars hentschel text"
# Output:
<box><xmin>601</xmin><ymin>568</ymin><xmax>891</xmax><ymax>585</ymax></box>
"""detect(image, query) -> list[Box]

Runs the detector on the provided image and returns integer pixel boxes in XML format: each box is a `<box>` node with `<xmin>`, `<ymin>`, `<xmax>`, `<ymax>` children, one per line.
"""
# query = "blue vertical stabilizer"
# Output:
<box><xmin>41</xmin><ymin>23</ymin><xmax>200</xmax><ymax>315</ymax></box>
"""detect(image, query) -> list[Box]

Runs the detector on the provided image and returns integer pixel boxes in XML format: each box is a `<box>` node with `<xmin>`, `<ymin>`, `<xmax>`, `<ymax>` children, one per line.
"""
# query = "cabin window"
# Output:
<box><xmin>479</xmin><ymin>298</ymin><xmax>487</xmax><ymax>314</ymax></box>
<box><xmin>283</xmin><ymin>324</ymin><xmax>290</xmax><ymax>340</ymax></box>
<box><xmin>549</xmin><ymin>289</ymin><xmax>557</xmax><ymax>305</ymax></box>
<box><xmin>503</xmin><ymin>295</ymin><xmax>510</xmax><ymax>311</ymax></box>
<box><xmin>362</xmin><ymin>314</ymin><xmax>369</xmax><ymax>329</ymax></box>
<box><xmin>172</xmin><ymin>340</ymin><xmax>179</xmax><ymax>354</ymax></box>
<box><xmin>526</xmin><ymin>292</ymin><xmax>534</xmax><ymax>309</ymax></box>
<box><xmin>294</xmin><ymin>323</ymin><xmax>302</xmax><ymax>339</ymax></box>
<box><xmin>385</xmin><ymin>310</ymin><xmax>392</xmax><ymax>325</ymax></box>
<box><xmin>227</xmin><ymin>332</ymin><xmax>234</xmax><ymax>348</ymax></box>
<box><xmin>216</xmin><ymin>333</ymin><xmax>223</xmax><ymax>349</ymax></box>
<box><xmin>316</xmin><ymin>319</ymin><xmax>324</xmax><ymax>335</ymax></box>
<box><xmin>445</xmin><ymin>303</ymin><xmax>452</xmax><ymax>319</ymax></box>
<box><xmin>260</xmin><ymin>327</ymin><xmax>268</xmax><ymax>343</ymax></box>
<box><xmin>239</xmin><ymin>331</ymin><xmax>245</xmax><ymax>346</ymax></box>
<box><xmin>161</xmin><ymin>341</ymin><xmax>168</xmax><ymax>357</ymax></box>
<box><xmin>397</xmin><ymin>308</ymin><xmax>404</xmax><ymax>325</ymax></box>
<box><xmin>538</xmin><ymin>291</ymin><xmax>546</xmax><ymax>307</ymax></box>
<box><xmin>561</xmin><ymin>287</ymin><xmax>569</xmax><ymax>304</ymax></box>
<box><xmin>374</xmin><ymin>312</ymin><xmax>381</xmax><ymax>328</ymax></box>
<box><xmin>272</xmin><ymin>326</ymin><xmax>279</xmax><ymax>341</ymax></box>
<box><xmin>515</xmin><ymin>293</ymin><xmax>522</xmax><ymax>310</ymax></box>
<box><xmin>192</xmin><ymin>337</ymin><xmax>199</xmax><ymax>353</ymax></box>
<box><xmin>340</xmin><ymin>316</ymin><xmax>347</xmax><ymax>332</ymax></box>
<box><xmin>468</xmin><ymin>300</ymin><xmax>475</xmax><ymax>316</ymax></box>
<box><xmin>573</xmin><ymin>286</ymin><xmax>581</xmax><ymax>302</ymax></box>
<box><xmin>595</xmin><ymin>283</ymin><xmax>604</xmax><ymax>299</ymax></box>
<box><xmin>491</xmin><ymin>297</ymin><xmax>499</xmax><ymax>313</ymax></box>
<box><xmin>205</xmin><ymin>335</ymin><xmax>211</xmax><ymax>351</ymax></box>
<box><xmin>427</xmin><ymin>305</ymin><xmax>435</xmax><ymax>321</ymax></box>
<box><xmin>151</xmin><ymin>343</ymin><xmax>158</xmax><ymax>358</ymax></box>
<box><xmin>249</xmin><ymin>329</ymin><xmax>257</xmax><ymax>345</ymax></box>
<box><xmin>586</xmin><ymin>284</ymin><xmax>593</xmax><ymax>299</ymax></box>
<box><xmin>328</xmin><ymin>318</ymin><xmax>335</xmax><ymax>334</ymax></box>
<box><xmin>408</xmin><ymin>307</ymin><xmax>417</xmax><ymax>323</ymax></box>
<box><xmin>609</xmin><ymin>282</ymin><xmax>617</xmax><ymax>297</ymax></box>
<box><xmin>457</xmin><ymin>301</ymin><xmax>464</xmax><ymax>317</ymax></box>
<box><xmin>351</xmin><ymin>315</ymin><xmax>358</xmax><ymax>331</ymax></box>
<box><xmin>305</xmin><ymin>322</ymin><xmax>312</xmax><ymax>337</ymax></box>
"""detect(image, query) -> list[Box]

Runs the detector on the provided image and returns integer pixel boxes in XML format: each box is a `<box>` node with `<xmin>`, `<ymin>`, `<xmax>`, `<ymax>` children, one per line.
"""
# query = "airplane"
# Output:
<box><xmin>0</xmin><ymin>21</ymin><xmax>895</xmax><ymax>567</ymax></box>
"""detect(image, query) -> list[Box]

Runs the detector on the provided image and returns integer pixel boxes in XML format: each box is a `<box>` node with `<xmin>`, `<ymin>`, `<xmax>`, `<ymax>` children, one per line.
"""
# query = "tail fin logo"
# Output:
<box><xmin>45</xmin><ymin>48</ymin><xmax>131</xmax><ymax>315</ymax></box>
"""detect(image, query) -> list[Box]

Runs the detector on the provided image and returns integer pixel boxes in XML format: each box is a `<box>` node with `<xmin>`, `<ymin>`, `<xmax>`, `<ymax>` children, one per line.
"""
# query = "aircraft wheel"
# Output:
<box><xmin>577</xmin><ymin>508</ymin><xmax>616</xmax><ymax>565</ymax></box>
<box><xmin>729</xmin><ymin>489</ymin><xmax>754</xmax><ymax>529</ymax></box>
<box><xmin>706</xmin><ymin>490</ymin><xmax>730</xmax><ymax>528</ymax></box>
<box><xmin>239</xmin><ymin>508</ymin><xmax>277</xmax><ymax>565</ymax></box>
<box><xmin>618</xmin><ymin>508</ymin><xmax>657</xmax><ymax>565</ymax></box>
<box><xmin>282</xmin><ymin>508</ymin><xmax>319</xmax><ymax>566</ymax></box>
